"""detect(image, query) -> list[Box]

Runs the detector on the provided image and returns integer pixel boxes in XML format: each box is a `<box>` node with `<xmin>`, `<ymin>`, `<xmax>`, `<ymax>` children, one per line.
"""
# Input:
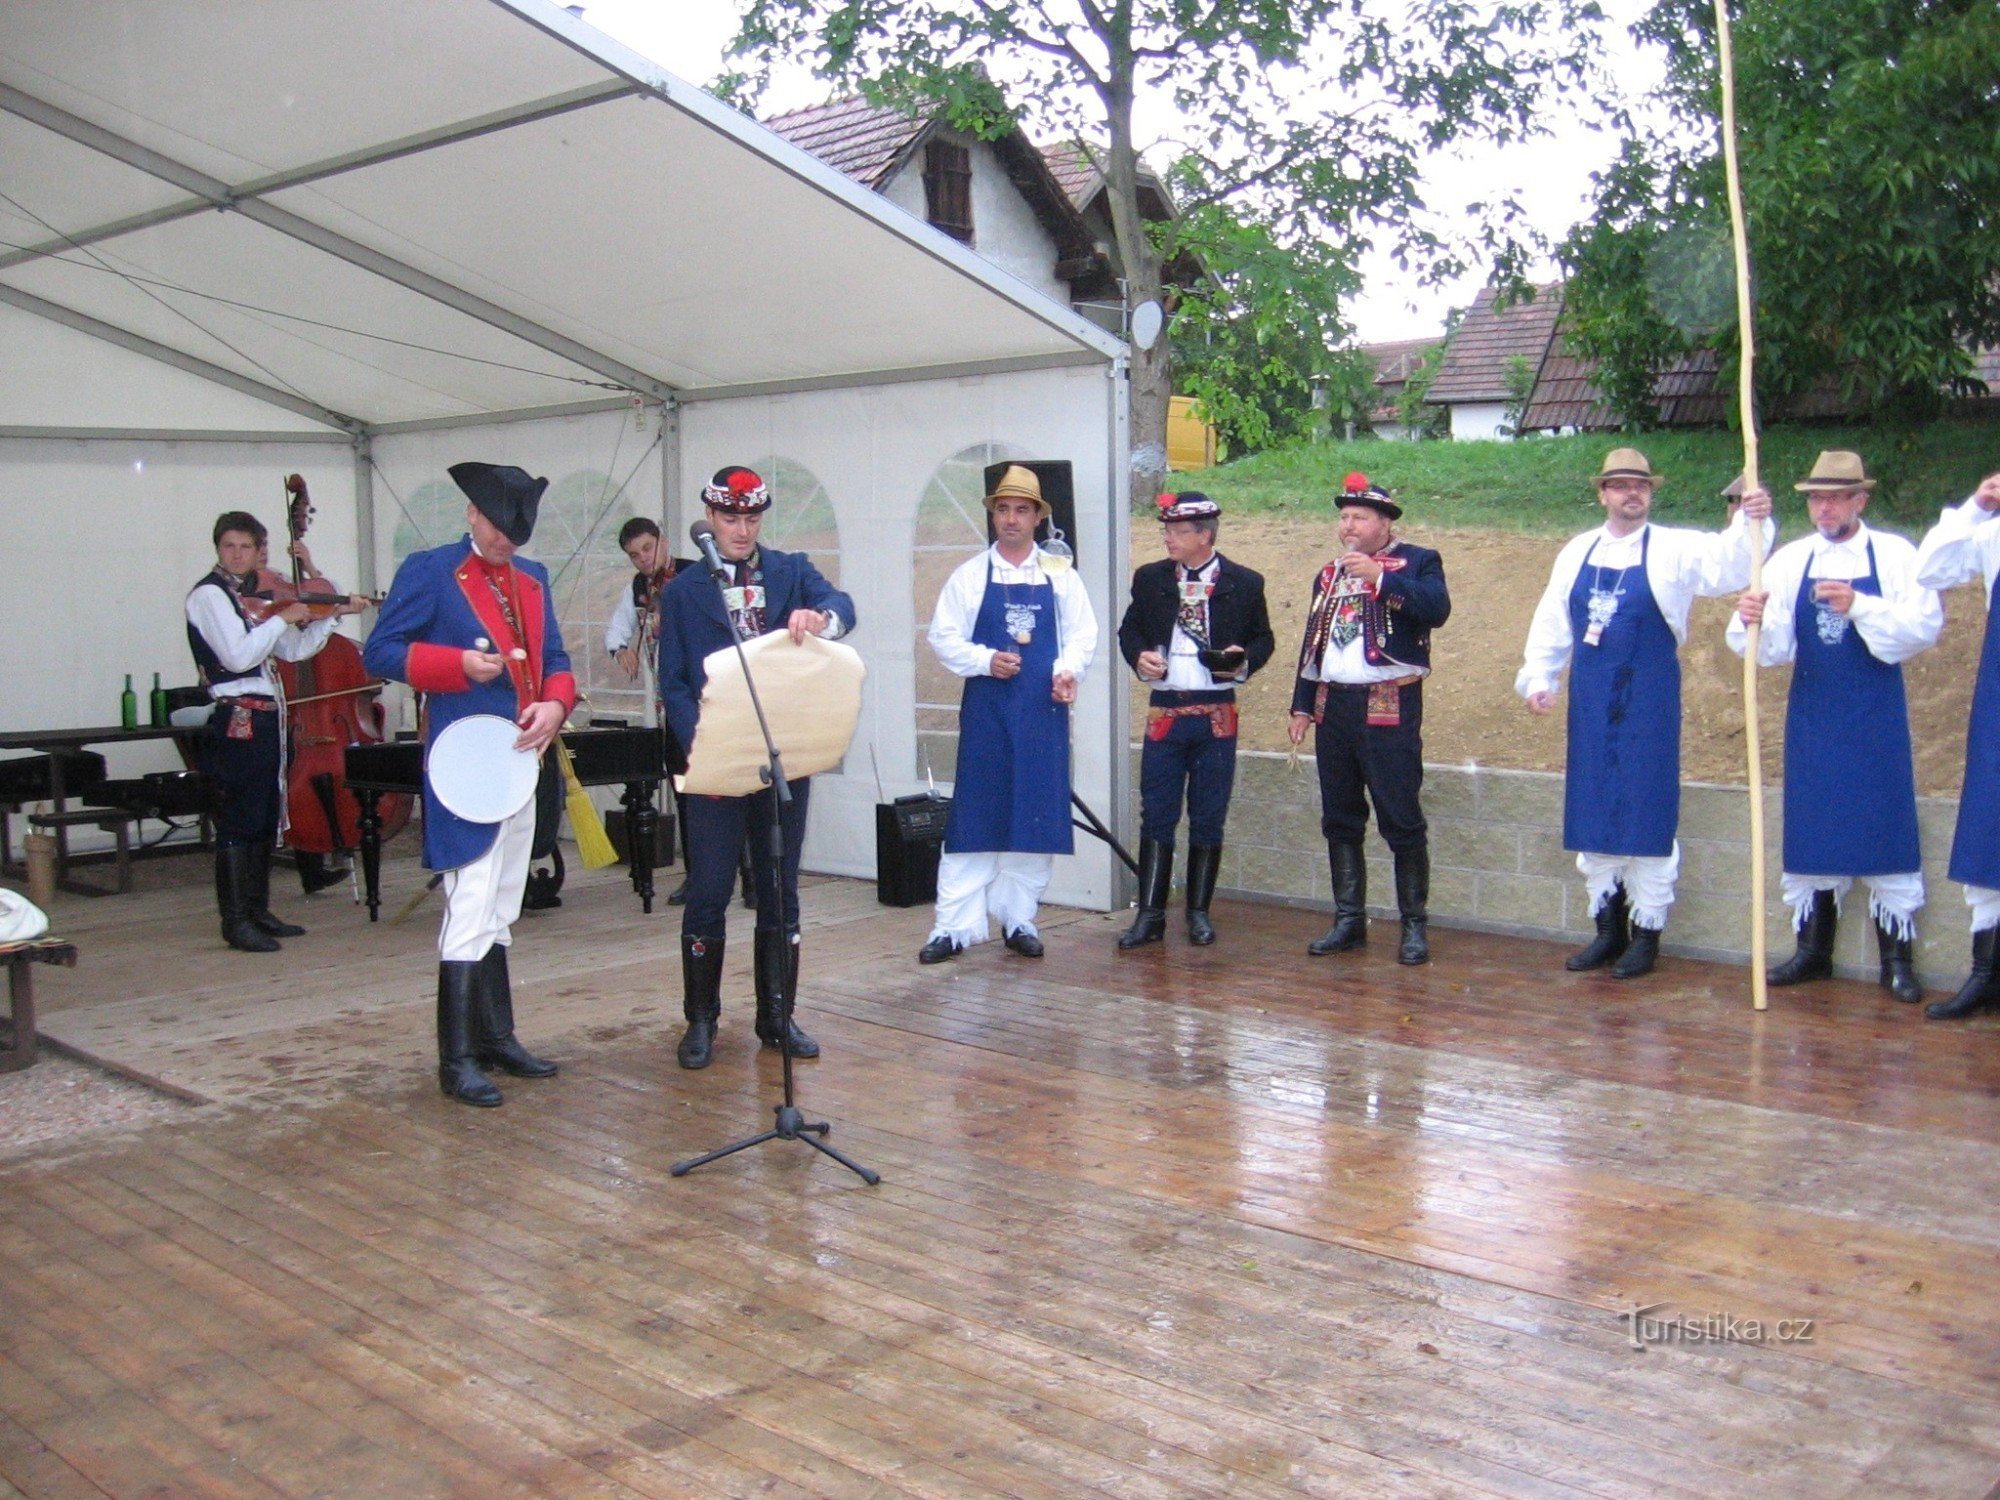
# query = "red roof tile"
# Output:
<box><xmin>764</xmin><ymin>96</ymin><xmax>929</xmax><ymax>190</ymax></box>
<box><xmin>1424</xmin><ymin>284</ymin><xmax>1563</xmax><ymax>403</ymax></box>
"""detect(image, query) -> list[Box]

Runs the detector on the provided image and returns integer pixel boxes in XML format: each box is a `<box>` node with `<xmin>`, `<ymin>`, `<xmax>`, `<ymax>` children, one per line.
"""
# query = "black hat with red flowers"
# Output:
<box><xmin>700</xmin><ymin>465</ymin><xmax>773</xmax><ymax>514</ymax></box>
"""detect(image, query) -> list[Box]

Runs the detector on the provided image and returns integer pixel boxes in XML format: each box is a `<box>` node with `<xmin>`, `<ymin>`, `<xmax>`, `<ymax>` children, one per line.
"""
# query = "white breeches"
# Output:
<box><xmin>438</xmin><ymin>803</ymin><xmax>535</xmax><ymax>962</ymax></box>
<box><xmin>931</xmin><ymin>851</ymin><xmax>1053</xmax><ymax>946</ymax></box>
<box><xmin>1781</xmin><ymin>871</ymin><xmax>1924</xmax><ymax>939</ymax></box>
<box><xmin>1577</xmin><ymin>845</ymin><xmax>1681</xmax><ymax>932</ymax></box>
<box><xmin>1963</xmin><ymin>885</ymin><xmax>2000</xmax><ymax>935</ymax></box>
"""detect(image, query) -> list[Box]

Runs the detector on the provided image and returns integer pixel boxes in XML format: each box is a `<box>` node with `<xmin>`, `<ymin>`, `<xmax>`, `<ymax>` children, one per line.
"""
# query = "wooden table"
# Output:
<box><xmin>0</xmin><ymin>938</ymin><xmax>78</xmax><ymax>1071</ymax></box>
<box><xmin>0</xmin><ymin>724</ymin><xmax>199</xmax><ymax>895</ymax></box>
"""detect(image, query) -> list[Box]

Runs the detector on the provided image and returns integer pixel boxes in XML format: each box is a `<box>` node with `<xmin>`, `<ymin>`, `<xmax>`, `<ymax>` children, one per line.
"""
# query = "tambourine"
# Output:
<box><xmin>427</xmin><ymin>714</ymin><xmax>539</xmax><ymax>824</ymax></box>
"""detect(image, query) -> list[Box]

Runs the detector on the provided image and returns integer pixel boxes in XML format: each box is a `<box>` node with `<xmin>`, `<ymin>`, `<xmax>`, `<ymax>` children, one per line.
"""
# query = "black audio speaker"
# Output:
<box><xmin>983</xmin><ymin>459</ymin><xmax>1079</xmax><ymax>563</ymax></box>
<box><xmin>876</xmin><ymin>793</ymin><xmax>950</xmax><ymax>906</ymax></box>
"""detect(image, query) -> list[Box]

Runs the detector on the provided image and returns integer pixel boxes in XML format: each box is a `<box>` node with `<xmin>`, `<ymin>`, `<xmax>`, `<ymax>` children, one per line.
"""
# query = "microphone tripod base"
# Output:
<box><xmin>671</xmin><ymin>1101</ymin><xmax>881</xmax><ymax>1184</ymax></box>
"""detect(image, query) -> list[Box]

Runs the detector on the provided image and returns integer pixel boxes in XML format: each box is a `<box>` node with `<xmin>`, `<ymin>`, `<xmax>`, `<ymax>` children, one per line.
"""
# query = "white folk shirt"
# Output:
<box><xmin>1162</xmin><ymin>554</ymin><xmax>1231</xmax><ymax>691</ymax></box>
<box><xmin>1316</xmin><ymin>564</ymin><xmax>1421</xmax><ymax>687</ymax></box>
<box><xmin>1724</xmin><ymin>523</ymin><xmax>1941</xmax><ymax>666</ymax></box>
<box><xmin>929</xmin><ymin>545</ymin><xmax>1099</xmax><ymax>683</ymax></box>
<box><xmin>604</xmin><ymin>579</ymin><xmax>642</xmax><ymax>653</ymax></box>
<box><xmin>185</xmin><ymin>583</ymin><xmax>340</xmax><ymax>698</ymax></box>
<box><xmin>1516</xmin><ymin>512</ymin><xmax>1774</xmax><ymax>701</ymax></box>
<box><xmin>1914</xmin><ymin>495</ymin><xmax>2000</xmax><ymax>601</ymax></box>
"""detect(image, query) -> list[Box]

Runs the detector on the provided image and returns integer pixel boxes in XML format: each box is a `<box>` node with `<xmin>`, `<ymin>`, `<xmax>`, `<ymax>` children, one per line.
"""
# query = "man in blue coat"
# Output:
<box><xmin>363</xmin><ymin>463</ymin><xmax>577</xmax><ymax>1107</ymax></box>
<box><xmin>657</xmin><ymin>466</ymin><xmax>857</xmax><ymax>1069</ymax></box>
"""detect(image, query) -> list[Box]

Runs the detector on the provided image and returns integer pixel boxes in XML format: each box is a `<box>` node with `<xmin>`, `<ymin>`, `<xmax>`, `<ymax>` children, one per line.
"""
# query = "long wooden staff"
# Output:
<box><xmin>1715</xmin><ymin>0</ymin><xmax>1769</xmax><ymax>1010</ymax></box>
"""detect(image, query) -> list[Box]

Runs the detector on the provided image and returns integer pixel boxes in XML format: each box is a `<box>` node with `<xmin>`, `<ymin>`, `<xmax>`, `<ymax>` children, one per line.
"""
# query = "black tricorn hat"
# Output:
<box><xmin>449</xmin><ymin>462</ymin><xmax>548</xmax><ymax>546</ymax></box>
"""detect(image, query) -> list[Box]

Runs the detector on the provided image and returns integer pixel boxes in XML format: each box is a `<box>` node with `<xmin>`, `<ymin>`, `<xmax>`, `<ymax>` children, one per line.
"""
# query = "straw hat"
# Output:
<box><xmin>1794</xmin><ymin>450</ymin><xmax>1876</xmax><ymax>493</ymax></box>
<box><xmin>984</xmin><ymin>464</ymin><xmax>1051</xmax><ymax>518</ymax></box>
<box><xmin>1591</xmin><ymin>448</ymin><xmax>1664</xmax><ymax>487</ymax></box>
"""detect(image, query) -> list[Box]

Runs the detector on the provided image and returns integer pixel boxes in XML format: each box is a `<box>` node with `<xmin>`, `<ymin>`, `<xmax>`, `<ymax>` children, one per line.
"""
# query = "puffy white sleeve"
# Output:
<box><xmin>1052</xmin><ymin>567</ymin><xmax>1099</xmax><ymax>683</ymax></box>
<box><xmin>1677</xmin><ymin>510</ymin><xmax>1777</xmax><ymax>598</ymax></box>
<box><xmin>927</xmin><ymin>557</ymin><xmax>996</xmax><ymax>679</ymax></box>
<box><xmin>272</xmin><ymin>615</ymin><xmax>340</xmax><ymax>662</ymax></box>
<box><xmin>1514</xmin><ymin>538</ymin><xmax>1585</xmax><ymax>700</ymax></box>
<box><xmin>1724</xmin><ymin>543</ymin><xmax>1799</xmax><ymax>666</ymax></box>
<box><xmin>1914</xmin><ymin>497</ymin><xmax>2000</xmax><ymax>598</ymax></box>
<box><xmin>604</xmin><ymin>584</ymin><xmax>638</xmax><ymax>653</ymax></box>
<box><xmin>185</xmin><ymin>587</ymin><xmax>288</xmax><ymax>675</ymax></box>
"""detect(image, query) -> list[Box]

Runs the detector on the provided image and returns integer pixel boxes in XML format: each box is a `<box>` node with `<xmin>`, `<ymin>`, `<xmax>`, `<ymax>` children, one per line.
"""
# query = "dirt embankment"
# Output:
<box><xmin>1129</xmin><ymin>514</ymin><xmax>1982</xmax><ymax>796</ymax></box>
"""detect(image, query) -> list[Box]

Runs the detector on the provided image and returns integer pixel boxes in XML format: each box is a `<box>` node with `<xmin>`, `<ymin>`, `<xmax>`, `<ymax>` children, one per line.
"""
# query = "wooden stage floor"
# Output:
<box><xmin>5</xmin><ymin>851</ymin><xmax>2000</xmax><ymax>1497</ymax></box>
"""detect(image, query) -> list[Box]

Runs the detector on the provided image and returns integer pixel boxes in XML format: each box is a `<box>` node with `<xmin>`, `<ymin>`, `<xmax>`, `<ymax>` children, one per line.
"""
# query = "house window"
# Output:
<box><xmin>923</xmin><ymin>140</ymin><xmax>973</xmax><ymax>242</ymax></box>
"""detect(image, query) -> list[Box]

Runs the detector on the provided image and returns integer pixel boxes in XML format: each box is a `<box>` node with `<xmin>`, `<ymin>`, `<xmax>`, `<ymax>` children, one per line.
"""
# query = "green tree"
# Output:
<box><xmin>723</xmin><ymin>0</ymin><xmax>1605</xmax><ymax>500</ymax></box>
<box><xmin>1559</xmin><ymin>0</ymin><xmax>2000</xmax><ymax>424</ymax></box>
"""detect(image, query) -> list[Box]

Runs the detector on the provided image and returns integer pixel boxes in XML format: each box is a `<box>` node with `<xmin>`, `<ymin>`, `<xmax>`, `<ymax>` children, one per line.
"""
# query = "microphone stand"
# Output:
<box><xmin>672</xmin><ymin>534</ymin><xmax>879</xmax><ymax>1185</ymax></box>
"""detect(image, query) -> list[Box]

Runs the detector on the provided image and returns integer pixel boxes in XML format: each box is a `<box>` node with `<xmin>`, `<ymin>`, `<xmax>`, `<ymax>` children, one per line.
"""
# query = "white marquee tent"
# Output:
<box><xmin>0</xmin><ymin>0</ymin><xmax>1133</xmax><ymax>908</ymax></box>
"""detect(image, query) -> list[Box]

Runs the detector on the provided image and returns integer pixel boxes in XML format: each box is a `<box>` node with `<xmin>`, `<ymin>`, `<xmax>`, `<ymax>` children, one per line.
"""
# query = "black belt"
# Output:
<box><xmin>1147</xmin><ymin>688</ymin><xmax>1236</xmax><ymax>707</ymax></box>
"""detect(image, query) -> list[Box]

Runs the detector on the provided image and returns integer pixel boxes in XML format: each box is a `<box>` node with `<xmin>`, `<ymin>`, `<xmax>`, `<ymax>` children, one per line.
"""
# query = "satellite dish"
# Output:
<box><xmin>1130</xmin><ymin>300</ymin><xmax>1165</xmax><ymax>350</ymax></box>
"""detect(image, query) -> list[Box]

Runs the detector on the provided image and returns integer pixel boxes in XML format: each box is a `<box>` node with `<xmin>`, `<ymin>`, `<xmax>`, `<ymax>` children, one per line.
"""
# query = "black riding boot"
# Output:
<box><xmin>1876</xmin><ymin>918</ymin><xmax>1921</xmax><ymax>1004</ymax></box>
<box><xmin>678</xmin><ymin>934</ymin><xmax>724</xmax><ymax>1068</ymax></box>
<box><xmin>1927</xmin><ymin>929</ymin><xmax>2000</xmax><ymax>1021</ymax></box>
<box><xmin>295</xmin><ymin>850</ymin><xmax>351</xmax><ymax>895</ymax></box>
<box><xmin>216</xmin><ymin>846</ymin><xmax>280</xmax><ymax>952</ymax></box>
<box><xmin>1394</xmin><ymin>846</ymin><xmax>1430</xmax><ymax>965</ymax></box>
<box><xmin>246</xmin><ymin>844</ymin><xmax>305</xmax><ymax>937</ymax></box>
<box><xmin>1768</xmin><ymin>889</ymin><xmax>1837</xmax><ymax>986</ymax></box>
<box><xmin>1185</xmin><ymin>844</ymin><xmax>1222</xmax><ymax>947</ymax></box>
<box><xmin>1610</xmin><ymin>923</ymin><xmax>1662</xmax><ymax>980</ymax></box>
<box><xmin>1566</xmin><ymin>886</ymin><xmax>1629</xmax><ymax>971</ymax></box>
<box><xmin>437</xmin><ymin>961</ymin><xmax>501</xmax><ymax>1106</ymax></box>
<box><xmin>476</xmin><ymin>945</ymin><xmax>558</xmax><ymax>1078</ymax></box>
<box><xmin>1118</xmin><ymin>838</ymin><xmax>1173</xmax><ymax>949</ymax></box>
<box><xmin>753</xmin><ymin>927</ymin><xmax>819</xmax><ymax>1057</ymax></box>
<box><xmin>1308</xmin><ymin>842</ymin><xmax>1367</xmax><ymax>954</ymax></box>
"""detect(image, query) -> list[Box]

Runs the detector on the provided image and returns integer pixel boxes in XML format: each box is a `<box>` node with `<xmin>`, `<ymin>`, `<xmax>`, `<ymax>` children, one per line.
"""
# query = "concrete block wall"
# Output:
<box><xmin>1130</xmin><ymin>747</ymin><xmax>1973</xmax><ymax>986</ymax></box>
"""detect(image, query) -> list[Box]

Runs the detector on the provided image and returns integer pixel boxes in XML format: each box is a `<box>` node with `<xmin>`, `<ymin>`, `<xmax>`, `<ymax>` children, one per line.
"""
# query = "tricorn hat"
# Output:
<box><xmin>1336</xmin><ymin>471</ymin><xmax>1401</xmax><ymax>521</ymax></box>
<box><xmin>701</xmin><ymin>466</ymin><xmax>773</xmax><ymax>514</ymax></box>
<box><xmin>984</xmin><ymin>463</ymin><xmax>1051</xmax><ymax>518</ymax></box>
<box><xmin>449</xmin><ymin>461</ymin><xmax>547</xmax><ymax>546</ymax></box>
<box><xmin>1156</xmin><ymin>490</ymin><xmax>1221</xmax><ymax>523</ymax></box>
<box><xmin>1795</xmin><ymin>450</ymin><xmax>1877</xmax><ymax>493</ymax></box>
<box><xmin>1592</xmin><ymin>448</ymin><xmax>1664</xmax><ymax>487</ymax></box>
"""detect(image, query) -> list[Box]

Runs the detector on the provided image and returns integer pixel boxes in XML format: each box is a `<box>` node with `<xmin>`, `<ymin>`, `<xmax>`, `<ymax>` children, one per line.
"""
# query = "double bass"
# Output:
<box><xmin>272</xmin><ymin>474</ymin><xmax>413</xmax><ymax>856</ymax></box>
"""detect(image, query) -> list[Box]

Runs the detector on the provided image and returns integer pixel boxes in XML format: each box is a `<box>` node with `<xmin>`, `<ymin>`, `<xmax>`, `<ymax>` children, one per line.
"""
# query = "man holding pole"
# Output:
<box><xmin>1914</xmin><ymin>469</ymin><xmax>2000</xmax><ymax>1019</ymax></box>
<box><xmin>1518</xmin><ymin>448</ymin><xmax>1772</xmax><ymax>979</ymax></box>
<box><xmin>1728</xmin><ymin>452</ymin><xmax>1941</xmax><ymax>1002</ymax></box>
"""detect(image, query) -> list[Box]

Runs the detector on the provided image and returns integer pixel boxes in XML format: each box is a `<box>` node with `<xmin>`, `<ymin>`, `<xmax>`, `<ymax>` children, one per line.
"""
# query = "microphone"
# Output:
<box><xmin>690</xmin><ymin>519</ymin><xmax>729</xmax><ymax>580</ymax></box>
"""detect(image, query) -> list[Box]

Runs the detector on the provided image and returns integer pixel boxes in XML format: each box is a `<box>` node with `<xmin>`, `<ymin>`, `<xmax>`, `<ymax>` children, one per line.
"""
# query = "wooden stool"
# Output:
<box><xmin>28</xmin><ymin>807</ymin><xmax>140</xmax><ymax>895</ymax></box>
<box><xmin>1</xmin><ymin>940</ymin><xmax>77</xmax><ymax>1071</ymax></box>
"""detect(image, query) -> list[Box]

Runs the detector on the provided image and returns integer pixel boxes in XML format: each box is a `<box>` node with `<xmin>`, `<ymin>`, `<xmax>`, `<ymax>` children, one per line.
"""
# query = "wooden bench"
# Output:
<box><xmin>28</xmin><ymin>806</ymin><xmax>141</xmax><ymax>895</ymax></box>
<box><xmin>1</xmin><ymin>940</ymin><xmax>77</xmax><ymax>1072</ymax></box>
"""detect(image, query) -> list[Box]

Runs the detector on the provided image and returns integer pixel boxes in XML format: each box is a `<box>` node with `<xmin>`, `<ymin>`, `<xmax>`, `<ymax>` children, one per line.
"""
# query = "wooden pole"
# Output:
<box><xmin>1714</xmin><ymin>0</ymin><xmax>1769</xmax><ymax>1011</ymax></box>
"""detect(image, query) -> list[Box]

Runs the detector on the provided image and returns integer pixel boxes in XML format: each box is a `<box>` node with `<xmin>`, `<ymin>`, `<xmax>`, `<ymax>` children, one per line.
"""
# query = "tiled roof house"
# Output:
<box><xmin>1422</xmin><ymin>284</ymin><xmax>1565</xmax><ymax>440</ymax></box>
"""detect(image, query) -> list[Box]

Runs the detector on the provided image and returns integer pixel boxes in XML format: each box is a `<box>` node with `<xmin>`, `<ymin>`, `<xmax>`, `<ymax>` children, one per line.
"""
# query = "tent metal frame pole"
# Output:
<box><xmin>0</xmin><ymin>426</ymin><xmax>351</xmax><ymax>444</ymax></box>
<box><xmin>0</xmin><ymin>82</ymin><xmax>639</xmax><ymax>275</ymax></box>
<box><xmin>675</xmin><ymin>351</ymin><xmax>1107</xmax><ymax>405</ymax></box>
<box><xmin>1104</xmin><ymin>353</ymin><xmax>1135</xmax><ymax>909</ymax></box>
<box><xmin>0</xmin><ymin>283</ymin><xmax>361</xmax><ymax>432</ymax></box>
<box><xmin>0</xmin><ymin>82</ymin><xmax>676</xmax><ymax>404</ymax></box>
<box><xmin>353</xmin><ymin>433</ymin><xmax>378</xmax><ymax>597</ymax></box>
<box><xmin>370</xmin><ymin>396</ymin><xmax>648</xmax><ymax>435</ymax></box>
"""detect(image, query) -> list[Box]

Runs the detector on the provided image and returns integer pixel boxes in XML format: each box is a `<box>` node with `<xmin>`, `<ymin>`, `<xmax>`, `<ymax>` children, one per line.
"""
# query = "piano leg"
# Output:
<box><xmin>357</xmin><ymin>793</ymin><xmax>383</xmax><ymax>922</ymax></box>
<box><xmin>625</xmin><ymin>779</ymin><xmax>658</xmax><ymax>914</ymax></box>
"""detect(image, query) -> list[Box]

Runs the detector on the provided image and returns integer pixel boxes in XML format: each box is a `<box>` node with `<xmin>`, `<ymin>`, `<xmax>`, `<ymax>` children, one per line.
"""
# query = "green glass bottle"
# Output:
<box><xmin>119</xmin><ymin>674</ymin><xmax>138</xmax><ymax>730</ymax></box>
<box><xmin>149</xmin><ymin>672</ymin><xmax>167</xmax><ymax>727</ymax></box>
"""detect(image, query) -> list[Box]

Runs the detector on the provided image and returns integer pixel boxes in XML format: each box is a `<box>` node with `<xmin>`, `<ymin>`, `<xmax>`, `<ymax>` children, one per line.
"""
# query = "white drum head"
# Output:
<box><xmin>428</xmin><ymin>714</ymin><xmax>539</xmax><ymax>824</ymax></box>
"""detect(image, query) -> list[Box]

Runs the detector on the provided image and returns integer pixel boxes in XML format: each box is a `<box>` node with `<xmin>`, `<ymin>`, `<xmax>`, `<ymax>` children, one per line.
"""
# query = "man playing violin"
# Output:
<box><xmin>364</xmin><ymin>463</ymin><xmax>578</xmax><ymax>1108</ymax></box>
<box><xmin>186</xmin><ymin>510</ymin><xmax>367</xmax><ymax>954</ymax></box>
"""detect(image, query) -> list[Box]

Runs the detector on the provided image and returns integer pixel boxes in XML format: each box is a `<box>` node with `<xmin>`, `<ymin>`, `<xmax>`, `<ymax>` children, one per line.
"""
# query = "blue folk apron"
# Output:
<box><xmin>1783</xmin><ymin>541</ymin><xmax>1921</xmax><ymax>875</ymax></box>
<box><xmin>1949</xmin><ymin>574</ymin><xmax>2000</xmax><ymax>889</ymax></box>
<box><xmin>944</xmin><ymin>562</ymin><xmax>1074</xmax><ymax>855</ymax></box>
<box><xmin>1563</xmin><ymin>531</ymin><xmax>1680</xmax><ymax>856</ymax></box>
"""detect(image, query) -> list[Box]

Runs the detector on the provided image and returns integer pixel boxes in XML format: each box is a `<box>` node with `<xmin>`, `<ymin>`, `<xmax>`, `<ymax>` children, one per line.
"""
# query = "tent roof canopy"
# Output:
<box><xmin>0</xmin><ymin>0</ymin><xmax>1122</xmax><ymax>438</ymax></box>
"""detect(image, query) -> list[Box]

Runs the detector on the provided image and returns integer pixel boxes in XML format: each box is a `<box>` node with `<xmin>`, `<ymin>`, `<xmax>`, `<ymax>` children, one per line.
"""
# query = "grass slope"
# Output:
<box><xmin>1170</xmin><ymin>421</ymin><xmax>2000</xmax><ymax>537</ymax></box>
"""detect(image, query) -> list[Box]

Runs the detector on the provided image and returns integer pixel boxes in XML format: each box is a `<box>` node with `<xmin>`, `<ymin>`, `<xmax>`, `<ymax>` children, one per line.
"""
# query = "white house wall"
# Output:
<box><xmin>1448</xmin><ymin>402</ymin><xmax>1512</xmax><ymax>441</ymax></box>
<box><xmin>880</xmin><ymin>139</ymin><xmax>1070</xmax><ymax>308</ymax></box>
<box><xmin>678</xmin><ymin>361</ymin><xmax>1127</xmax><ymax>912</ymax></box>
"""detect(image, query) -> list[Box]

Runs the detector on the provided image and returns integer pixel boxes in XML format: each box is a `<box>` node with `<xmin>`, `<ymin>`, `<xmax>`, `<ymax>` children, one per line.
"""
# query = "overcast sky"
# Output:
<box><xmin>573</xmin><ymin>0</ymin><xmax>1664</xmax><ymax>347</ymax></box>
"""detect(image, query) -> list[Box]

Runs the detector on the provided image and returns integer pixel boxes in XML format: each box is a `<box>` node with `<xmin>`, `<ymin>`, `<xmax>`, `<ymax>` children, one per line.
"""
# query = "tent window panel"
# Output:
<box><xmin>923</xmin><ymin>141</ymin><xmax>973</xmax><ymax>243</ymax></box>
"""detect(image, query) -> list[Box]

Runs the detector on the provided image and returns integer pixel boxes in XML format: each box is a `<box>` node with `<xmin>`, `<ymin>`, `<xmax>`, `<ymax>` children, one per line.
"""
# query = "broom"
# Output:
<box><xmin>555</xmin><ymin>739</ymin><xmax>620</xmax><ymax>869</ymax></box>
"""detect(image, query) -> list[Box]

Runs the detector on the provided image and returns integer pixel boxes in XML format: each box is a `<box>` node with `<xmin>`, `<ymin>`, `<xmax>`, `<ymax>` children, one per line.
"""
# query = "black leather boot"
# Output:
<box><xmin>678</xmin><ymin>934</ymin><xmax>724</xmax><ymax>1068</ymax></box>
<box><xmin>1185</xmin><ymin>844</ymin><xmax>1222</xmax><ymax>946</ymax></box>
<box><xmin>1926</xmin><ymin>929</ymin><xmax>2000</xmax><ymax>1020</ymax></box>
<box><xmin>1394</xmin><ymin>846</ymin><xmax>1430</xmax><ymax>965</ymax></box>
<box><xmin>1308</xmin><ymin>842</ymin><xmax>1367</xmax><ymax>954</ymax></box>
<box><xmin>246</xmin><ymin>844</ymin><xmax>305</xmax><ymax>937</ymax></box>
<box><xmin>437</xmin><ymin>961</ymin><xmax>501</xmax><ymax>1106</ymax></box>
<box><xmin>476</xmin><ymin>945</ymin><xmax>558</xmax><ymax>1077</ymax></box>
<box><xmin>295</xmin><ymin>851</ymin><xmax>351</xmax><ymax>895</ymax></box>
<box><xmin>754</xmin><ymin>927</ymin><xmax>819</xmax><ymax>1057</ymax></box>
<box><xmin>1768</xmin><ymin>889</ymin><xmax>1836</xmax><ymax>986</ymax></box>
<box><xmin>216</xmin><ymin>846</ymin><xmax>280</xmax><ymax>952</ymax></box>
<box><xmin>1610</xmin><ymin>923</ymin><xmax>1662</xmax><ymax>980</ymax></box>
<box><xmin>1566</xmin><ymin>886</ymin><xmax>1628</xmax><ymax>971</ymax></box>
<box><xmin>1875</xmin><ymin>918</ymin><xmax>1921</xmax><ymax>1003</ymax></box>
<box><xmin>1118</xmin><ymin>838</ymin><xmax>1173</xmax><ymax>949</ymax></box>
